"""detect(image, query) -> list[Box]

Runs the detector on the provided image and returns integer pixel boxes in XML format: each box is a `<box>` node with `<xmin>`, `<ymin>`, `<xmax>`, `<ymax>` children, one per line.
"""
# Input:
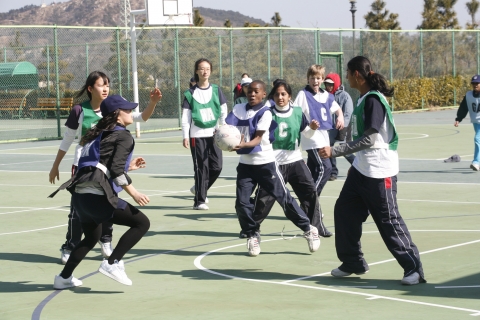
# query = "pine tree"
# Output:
<box><xmin>271</xmin><ymin>12</ymin><xmax>281</xmax><ymax>27</ymax></box>
<box><xmin>193</xmin><ymin>9</ymin><xmax>204</xmax><ymax>27</ymax></box>
<box><xmin>466</xmin><ymin>0</ymin><xmax>479</xmax><ymax>29</ymax></box>
<box><xmin>364</xmin><ymin>0</ymin><xmax>401</xmax><ymax>30</ymax></box>
<box><xmin>438</xmin><ymin>0</ymin><xmax>459</xmax><ymax>29</ymax></box>
<box><xmin>418</xmin><ymin>0</ymin><xmax>442</xmax><ymax>29</ymax></box>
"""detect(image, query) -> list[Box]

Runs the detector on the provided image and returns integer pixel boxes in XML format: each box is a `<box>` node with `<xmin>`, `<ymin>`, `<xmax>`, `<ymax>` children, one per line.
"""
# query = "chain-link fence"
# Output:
<box><xmin>0</xmin><ymin>26</ymin><xmax>478</xmax><ymax>142</ymax></box>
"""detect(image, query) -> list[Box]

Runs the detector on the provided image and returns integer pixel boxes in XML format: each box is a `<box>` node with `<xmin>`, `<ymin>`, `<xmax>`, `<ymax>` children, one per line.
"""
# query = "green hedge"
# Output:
<box><xmin>390</xmin><ymin>75</ymin><xmax>470</xmax><ymax>111</ymax></box>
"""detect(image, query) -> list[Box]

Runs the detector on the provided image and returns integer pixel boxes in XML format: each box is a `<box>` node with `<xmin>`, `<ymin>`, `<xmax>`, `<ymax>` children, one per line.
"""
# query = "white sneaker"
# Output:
<box><xmin>193</xmin><ymin>203</ymin><xmax>209</xmax><ymax>210</ymax></box>
<box><xmin>401</xmin><ymin>272</ymin><xmax>420</xmax><ymax>285</ymax></box>
<box><xmin>470</xmin><ymin>163</ymin><xmax>480</xmax><ymax>171</ymax></box>
<box><xmin>60</xmin><ymin>248</ymin><xmax>71</xmax><ymax>265</ymax></box>
<box><xmin>247</xmin><ymin>236</ymin><xmax>261</xmax><ymax>256</ymax></box>
<box><xmin>53</xmin><ymin>274</ymin><xmax>82</xmax><ymax>290</ymax></box>
<box><xmin>331</xmin><ymin>268</ymin><xmax>368</xmax><ymax>277</ymax></box>
<box><xmin>98</xmin><ymin>259</ymin><xmax>132</xmax><ymax>286</ymax></box>
<box><xmin>98</xmin><ymin>241</ymin><xmax>113</xmax><ymax>258</ymax></box>
<box><xmin>304</xmin><ymin>225</ymin><xmax>320</xmax><ymax>252</ymax></box>
<box><xmin>190</xmin><ymin>185</ymin><xmax>209</xmax><ymax>203</ymax></box>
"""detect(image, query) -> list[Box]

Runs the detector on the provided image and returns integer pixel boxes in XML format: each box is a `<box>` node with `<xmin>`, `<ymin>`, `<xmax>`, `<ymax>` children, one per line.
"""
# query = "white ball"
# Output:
<box><xmin>214</xmin><ymin>125</ymin><xmax>242</xmax><ymax>151</ymax></box>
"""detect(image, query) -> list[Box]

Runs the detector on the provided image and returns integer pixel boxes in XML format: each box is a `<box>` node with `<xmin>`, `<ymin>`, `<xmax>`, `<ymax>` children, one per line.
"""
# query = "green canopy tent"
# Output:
<box><xmin>0</xmin><ymin>61</ymin><xmax>38</xmax><ymax>90</ymax></box>
<box><xmin>0</xmin><ymin>62</ymin><xmax>39</xmax><ymax>118</ymax></box>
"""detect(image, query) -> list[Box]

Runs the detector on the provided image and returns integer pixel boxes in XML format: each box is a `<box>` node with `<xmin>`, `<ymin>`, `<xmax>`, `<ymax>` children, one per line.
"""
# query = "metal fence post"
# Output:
<box><xmin>46</xmin><ymin>45</ymin><xmax>50</xmax><ymax>97</ymax></box>
<box><xmin>127</xmin><ymin>38</ymin><xmax>131</xmax><ymax>90</ymax></box>
<box><xmin>85</xmin><ymin>43</ymin><xmax>89</xmax><ymax>78</ymax></box>
<box><xmin>54</xmin><ymin>25</ymin><xmax>61</xmax><ymax>138</ymax></box>
<box><xmin>218</xmin><ymin>35</ymin><xmax>223</xmax><ymax>87</ymax></box>
<box><xmin>279</xmin><ymin>28</ymin><xmax>283</xmax><ymax>78</ymax></box>
<box><xmin>116</xmin><ymin>28</ymin><xmax>122</xmax><ymax>96</ymax></box>
<box><xmin>360</xmin><ymin>30</ymin><xmax>363</xmax><ymax>56</ymax></box>
<box><xmin>315</xmin><ymin>30</ymin><xmax>319</xmax><ymax>64</ymax></box>
<box><xmin>453</xmin><ymin>31</ymin><xmax>456</xmax><ymax>105</ymax></box>
<box><xmin>267</xmin><ymin>31</ymin><xmax>271</xmax><ymax>85</ymax></box>
<box><xmin>389</xmin><ymin>30</ymin><xmax>394</xmax><ymax>110</ymax></box>
<box><xmin>339</xmin><ymin>29</ymin><xmax>343</xmax><ymax>73</ymax></box>
<box><xmin>175</xmin><ymin>28</ymin><xmax>181</xmax><ymax>127</ymax></box>
<box><xmin>3</xmin><ymin>47</ymin><xmax>6</xmax><ymax>63</ymax></box>
<box><xmin>420</xmin><ymin>29</ymin><xmax>424</xmax><ymax>109</ymax></box>
<box><xmin>230</xmin><ymin>29</ymin><xmax>234</xmax><ymax>102</ymax></box>
<box><xmin>477</xmin><ymin>31</ymin><xmax>480</xmax><ymax>75</ymax></box>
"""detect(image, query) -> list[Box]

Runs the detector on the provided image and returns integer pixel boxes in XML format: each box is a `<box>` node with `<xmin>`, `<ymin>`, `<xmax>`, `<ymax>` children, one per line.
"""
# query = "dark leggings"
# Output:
<box><xmin>60</xmin><ymin>201</ymin><xmax>150</xmax><ymax>279</ymax></box>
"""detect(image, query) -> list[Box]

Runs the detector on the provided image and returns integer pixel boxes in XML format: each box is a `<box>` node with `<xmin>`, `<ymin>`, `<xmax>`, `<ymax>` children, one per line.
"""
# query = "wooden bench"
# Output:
<box><xmin>30</xmin><ymin>97</ymin><xmax>74</xmax><ymax>118</ymax></box>
<box><xmin>0</xmin><ymin>98</ymin><xmax>27</xmax><ymax>118</ymax></box>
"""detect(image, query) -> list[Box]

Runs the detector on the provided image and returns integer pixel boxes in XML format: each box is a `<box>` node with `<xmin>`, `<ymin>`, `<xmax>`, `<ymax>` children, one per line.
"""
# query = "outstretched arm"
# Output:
<box><xmin>141</xmin><ymin>88</ymin><xmax>162</xmax><ymax>121</ymax></box>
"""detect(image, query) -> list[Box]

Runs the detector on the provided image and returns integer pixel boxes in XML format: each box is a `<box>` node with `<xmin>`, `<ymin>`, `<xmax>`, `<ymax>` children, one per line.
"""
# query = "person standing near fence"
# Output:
<box><xmin>319</xmin><ymin>56</ymin><xmax>426</xmax><ymax>285</ymax></box>
<box><xmin>182</xmin><ymin>58</ymin><xmax>228</xmax><ymax>210</ymax></box>
<box><xmin>454</xmin><ymin>75</ymin><xmax>480</xmax><ymax>171</ymax></box>
<box><xmin>50</xmin><ymin>95</ymin><xmax>151</xmax><ymax>289</ymax></box>
<box><xmin>49</xmin><ymin>71</ymin><xmax>161</xmax><ymax>265</ymax></box>
<box><xmin>324</xmin><ymin>73</ymin><xmax>355</xmax><ymax>181</ymax></box>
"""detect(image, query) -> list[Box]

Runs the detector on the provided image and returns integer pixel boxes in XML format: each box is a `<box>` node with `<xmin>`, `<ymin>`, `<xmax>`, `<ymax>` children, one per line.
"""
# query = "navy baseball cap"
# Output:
<box><xmin>100</xmin><ymin>95</ymin><xmax>138</xmax><ymax>117</ymax></box>
<box><xmin>471</xmin><ymin>75</ymin><xmax>480</xmax><ymax>83</ymax></box>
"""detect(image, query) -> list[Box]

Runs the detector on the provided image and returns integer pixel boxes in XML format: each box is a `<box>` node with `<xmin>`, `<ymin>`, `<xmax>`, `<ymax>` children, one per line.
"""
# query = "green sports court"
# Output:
<box><xmin>0</xmin><ymin>108</ymin><xmax>479</xmax><ymax>319</ymax></box>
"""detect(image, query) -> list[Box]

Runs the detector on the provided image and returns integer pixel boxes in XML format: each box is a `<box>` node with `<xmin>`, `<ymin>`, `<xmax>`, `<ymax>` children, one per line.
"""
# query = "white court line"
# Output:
<box><xmin>193</xmin><ymin>237</ymin><xmax>480</xmax><ymax>316</ymax></box>
<box><xmin>0</xmin><ymin>184</ymin><xmax>58</xmax><ymax>188</ymax></box>
<box><xmin>435</xmin><ymin>285</ymin><xmax>480</xmax><ymax>289</ymax></box>
<box><xmin>0</xmin><ymin>206</ymin><xmax>68</xmax><ymax>215</ymax></box>
<box><xmin>0</xmin><ymin>158</ymin><xmax>73</xmax><ymax>166</ymax></box>
<box><xmin>330</xmin><ymin>286</ymin><xmax>378</xmax><ymax>289</ymax></box>
<box><xmin>0</xmin><ymin>224</ymin><xmax>67</xmax><ymax>236</ymax></box>
<box><xmin>0</xmin><ymin>145</ymin><xmax>61</xmax><ymax>152</ymax></box>
<box><xmin>399</xmin><ymin>133</ymin><xmax>429</xmax><ymax>140</ymax></box>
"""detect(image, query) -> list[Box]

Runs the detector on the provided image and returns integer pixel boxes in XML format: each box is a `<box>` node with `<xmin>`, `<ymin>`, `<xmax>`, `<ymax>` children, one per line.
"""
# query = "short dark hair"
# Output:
<box><xmin>249</xmin><ymin>80</ymin><xmax>266</xmax><ymax>91</ymax></box>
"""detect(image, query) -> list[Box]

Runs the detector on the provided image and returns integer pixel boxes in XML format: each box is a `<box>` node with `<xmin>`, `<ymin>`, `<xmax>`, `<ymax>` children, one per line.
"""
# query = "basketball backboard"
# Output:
<box><xmin>146</xmin><ymin>0</ymin><xmax>193</xmax><ymax>25</ymax></box>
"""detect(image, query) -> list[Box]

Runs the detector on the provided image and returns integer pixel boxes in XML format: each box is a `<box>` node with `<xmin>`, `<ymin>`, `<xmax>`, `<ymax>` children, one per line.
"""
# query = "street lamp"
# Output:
<box><xmin>350</xmin><ymin>0</ymin><xmax>357</xmax><ymax>54</ymax></box>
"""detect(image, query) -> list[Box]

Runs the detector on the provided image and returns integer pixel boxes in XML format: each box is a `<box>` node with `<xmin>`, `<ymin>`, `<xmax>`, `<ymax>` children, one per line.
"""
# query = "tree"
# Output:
<box><xmin>364</xmin><ymin>0</ymin><xmax>401</xmax><ymax>30</ymax></box>
<box><xmin>271</xmin><ymin>12</ymin><xmax>281</xmax><ymax>27</ymax></box>
<box><xmin>224</xmin><ymin>19</ymin><xmax>232</xmax><ymax>28</ymax></box>
<box><xmin>438</xmin><ymin>0</ymin><xmax>459</xmax><ymax>29</ymax></box>
<box><xmin>244</xmin><ymin>21</ymin><xmax>261</xmax><ymax>27</ymax></box>
<box><xmin>418</xmin><ymin>0</ymin><xmax>443</xmax><ymax>29</ymax></box>
<box><xmin>37</xmin><ymin>46</ymin><xmax>74</xmax><ymax>90</ymax></box>
<box><xmin>193</xmin><ymin>9</ymin><xmax>204</xmax><ymax>26</ymax></box>
<box><xmin>9</xmin><ymin>31</ymin><xmax>25</xmax><ymax>59</ymax></box>
<box><xmin>466</xmin><ymin>0</ymin><xmax>479</xmax><ymax>29</ymax></box>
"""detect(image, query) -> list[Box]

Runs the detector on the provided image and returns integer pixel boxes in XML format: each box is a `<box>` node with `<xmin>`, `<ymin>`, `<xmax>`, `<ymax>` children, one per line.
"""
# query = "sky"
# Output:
<box><xmin>0</xmin><ymin>0</ymin><xmax>474</xmax><ymax>30</ymax></box>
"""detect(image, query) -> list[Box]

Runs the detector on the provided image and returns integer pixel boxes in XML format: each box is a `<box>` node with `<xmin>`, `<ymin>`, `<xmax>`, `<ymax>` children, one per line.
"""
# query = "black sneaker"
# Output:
<box><xmin>329</xmin><ymin>175</ymin><xmax>337</xmax><ymax>181</ymax></box>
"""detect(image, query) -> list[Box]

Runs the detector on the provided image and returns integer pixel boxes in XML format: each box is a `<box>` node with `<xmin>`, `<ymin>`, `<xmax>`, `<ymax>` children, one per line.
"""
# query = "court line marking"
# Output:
<box><xmin>435</xmin><ymin>285</ymin><xmax>480</xmax><ymax>289</ymax></box>
<box><xmin>0</xmin><ymin>224</ymin><xmax>67</xmax><ymax>236</ymax></box>
<box><xmin>0</xmin><ymin>158</ymin><xmax>73</xmax><ymax>166</ymax></box>
<box><xmin>194</xmin><ymin>237</ymin><xmax>480</xmax><ymax>316</ymax></box>
<box><xmin>399</xmin><ymin>133</ymin><xmax>429</xmax><ymax>140</ymax></box>
<box><xmin>31</xmin><ymin>230</ymin><xmax>479</xmax><ymax>319</ymax></box>
<box><xmin>0</xmin><ymin>206</ymin><xmax>69</xmax><ymax>215</ymax></box>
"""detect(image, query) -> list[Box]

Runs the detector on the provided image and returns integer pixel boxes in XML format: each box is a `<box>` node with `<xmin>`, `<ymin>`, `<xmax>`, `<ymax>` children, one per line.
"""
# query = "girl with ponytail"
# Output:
<box><xmin>319</xmin><ymin>56</ymin><xmax>426</xmax><ymax>285</ymax></box>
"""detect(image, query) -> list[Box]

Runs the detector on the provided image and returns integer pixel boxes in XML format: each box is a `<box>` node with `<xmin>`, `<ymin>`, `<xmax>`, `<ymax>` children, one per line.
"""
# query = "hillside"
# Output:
<box><xmin>0</xmin><ymin>1</ymin><xmax>268</xmax><ymax>27</ymax></box>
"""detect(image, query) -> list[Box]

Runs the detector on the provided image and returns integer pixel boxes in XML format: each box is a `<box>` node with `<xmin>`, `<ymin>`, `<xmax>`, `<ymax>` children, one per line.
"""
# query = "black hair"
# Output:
<box><xmin>241</xmin><ymin>73</ymin><xmax>249</xmax><ymax>78</ymax></box>
<box><xmin>80</xmin><ymin>109</ymin><xmax>119</xmax><ymax>146</ymax></box>
<box><xmin>76</xmin><ymin>71</ymin><xmax>110</xmax><ymax>100</ymax></box>
<box><xmin>268</xmin><ymin>79</ymin><xmax>292</xmax><ymax>100</ymax></box>
<box><xmin>194</xmin><ymin>58</ymin><xmax>212</xmax><ymax>82</ymax></box>
<box><xmin>249</xmin><ymin>80</ymin><xmax>266</xmax><ymax>91</ymax></box>
<box><xmin>347</xmin><ymin>56</ymin><xmax>394</xmax><ymax>97</ymax></box>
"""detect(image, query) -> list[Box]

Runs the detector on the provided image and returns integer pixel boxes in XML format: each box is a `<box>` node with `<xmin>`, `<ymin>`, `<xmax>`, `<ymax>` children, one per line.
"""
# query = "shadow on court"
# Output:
<box><xmin>313</xmin><ymin>273</ymin><xmax>480</xmax><ymax>300</ymax></box>
<box><xmin>162</xmin><ymin>212</ymin><xmax>237</xmax><ymax>221</ymax></box>
<box><xmin>144</xmin><ymin>230</ymin><xmax>239</xmax><ymax>238</ymax></box>
<box><xmin>150</xmin><ymin>175</ymin><xmax>236</xmax><ymax>181</ymax></box>
<box><xmin>0</xmin><ymin>281</ymin><xmax>54</xmax><ymax>293</ymax></box>
<box><xmin>0</xmin><ymin>253</ymin><xmax>58</xmax><ymax>264</ymax></box>
<box><xmin>140</xmin><ymin>267</ymin><xmax>312</xmax><ymax>281</ymax></box>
